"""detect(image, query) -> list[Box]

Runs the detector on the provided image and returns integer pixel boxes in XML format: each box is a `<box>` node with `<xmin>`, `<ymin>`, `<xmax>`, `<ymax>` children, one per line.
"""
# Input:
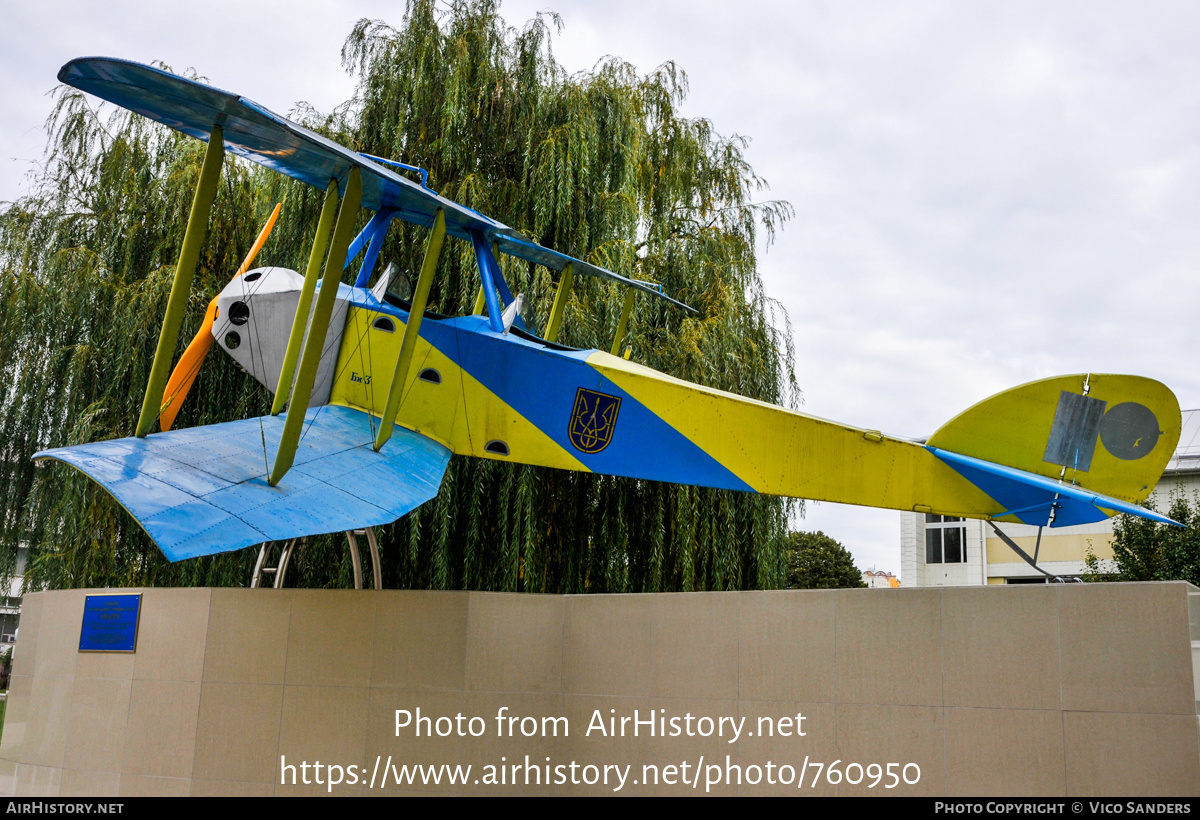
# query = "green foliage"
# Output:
<box><xmin>0</xmin><ymin>0</ymin><xmax>796</xmax><ymax>593</ymax></box>
<box><xmin>1084</xmin><ymin>494</ymin><xmax>1200</xmax><ymax>585</ymax></box>
<box><xmin>0</xmin><ymin>77</ymin><xmax>273</xmax><ymax>590</ymax></box>
<box><xmin>784</xmin><ymin>531</ymin><xmax>867</xmax><ymax>589</ymax></box>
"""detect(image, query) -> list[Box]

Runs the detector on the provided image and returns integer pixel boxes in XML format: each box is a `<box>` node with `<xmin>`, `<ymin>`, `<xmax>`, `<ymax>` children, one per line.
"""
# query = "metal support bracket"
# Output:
<box><xmin>250</xmin><ymin>537</ymin><xmax>303</xmax><ymax>589</ymax></box>
<box><xmin>987</xmin><ymin>520</ymin><xmax>1063</xmax><ymax>581</ymax></box>
<box><xmin>250</xmin><ymin>528</ymin><xmax>381</xmax><ymax>590</ymax></box>
<box><xmin>345</xmin><ymin>528</ymin><xmax>383</xmax><ymax>590</ymax></box>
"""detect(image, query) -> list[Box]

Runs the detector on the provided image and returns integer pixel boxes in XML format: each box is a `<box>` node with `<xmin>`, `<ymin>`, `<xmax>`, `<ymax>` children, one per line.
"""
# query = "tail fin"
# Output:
<box><xmin>926</xmin><ymin>374</ymin><xmax>1181</xmax><ymax>525</ymax></box>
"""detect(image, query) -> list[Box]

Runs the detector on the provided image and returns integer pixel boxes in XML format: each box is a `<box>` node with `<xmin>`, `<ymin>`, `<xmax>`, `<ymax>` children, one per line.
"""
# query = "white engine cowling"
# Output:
<box><xmin>212</xmin><ymin>266</ymin><xmax>350</xmax><ymax>407</ymax></box>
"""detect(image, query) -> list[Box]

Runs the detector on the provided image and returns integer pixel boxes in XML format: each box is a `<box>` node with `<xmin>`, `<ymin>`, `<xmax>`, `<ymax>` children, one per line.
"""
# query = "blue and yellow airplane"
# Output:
<box><xmin>34</xmin><ymin>58</ymin><xmax>1183</xmax><ymax>578</ymax></box>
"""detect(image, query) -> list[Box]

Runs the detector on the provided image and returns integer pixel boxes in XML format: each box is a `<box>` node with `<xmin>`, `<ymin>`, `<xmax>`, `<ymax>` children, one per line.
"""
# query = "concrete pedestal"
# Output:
<box><xmin>1</xmin><ymin>583</ymin><xmax>1198</xmax><ymax>796</ymax></box>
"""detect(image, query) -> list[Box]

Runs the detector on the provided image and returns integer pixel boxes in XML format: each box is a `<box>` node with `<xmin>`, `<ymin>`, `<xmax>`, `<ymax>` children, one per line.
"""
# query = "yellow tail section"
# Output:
<box><xmin>926</xmin><ymin>374</ymin><xmax>1181</xmax><ymax>504</ymax></box>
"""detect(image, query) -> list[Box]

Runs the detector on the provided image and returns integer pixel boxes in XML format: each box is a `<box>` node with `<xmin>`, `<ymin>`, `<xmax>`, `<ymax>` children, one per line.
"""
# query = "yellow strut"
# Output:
<box><xmin>374</xmin><ymin>209</ymin><xmax>447</xmax><ymax>451</ymax></box>
<box><xmin>269</xmin><ymin>168</ymin><xmax>361</xmax><ymax>486</ymax></box>
<box><xmin>135</xmin><ymin>124</ymin><xmax>225</xmax><ymax>437</ymax></box>
<box><xmin>610</xmin><ymin>287</ymin><xmax>636</xmax><ymax>356</ymax></box>
<box><xmin>271</xmin><ymin>180</ymin><xmax>339</xmax><ymax>416</ymax></box>
<box><xmin>544</xmin><ymin>263</ymin><xmax>574</xmax><ymax>342</ymax></box>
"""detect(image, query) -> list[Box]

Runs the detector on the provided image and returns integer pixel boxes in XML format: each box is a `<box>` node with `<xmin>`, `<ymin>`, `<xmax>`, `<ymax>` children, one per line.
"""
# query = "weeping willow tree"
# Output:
<box><xmin>0</xmin><ymin>0</ymin><xmax>797</xmax><ymax>593</ymax></box>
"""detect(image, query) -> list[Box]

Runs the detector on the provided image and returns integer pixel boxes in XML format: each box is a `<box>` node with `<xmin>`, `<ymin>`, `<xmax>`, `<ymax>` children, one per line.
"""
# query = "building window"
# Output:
<box><xmin>0</xmin><ymin>613</ymin><xmax>17</xmax><ymax>642</ymax></box>
<box><xmin>925</xmin><ymin>514</ymin><xmax>967</xmax><ymax>564</ymax></box>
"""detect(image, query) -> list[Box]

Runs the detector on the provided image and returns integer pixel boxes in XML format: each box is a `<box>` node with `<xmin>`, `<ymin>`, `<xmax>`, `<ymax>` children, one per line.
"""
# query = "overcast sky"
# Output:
<box><xmin>4</xmin><ymin>1</ymin><xmax>1199</xmax><ymax>578</ymax></box>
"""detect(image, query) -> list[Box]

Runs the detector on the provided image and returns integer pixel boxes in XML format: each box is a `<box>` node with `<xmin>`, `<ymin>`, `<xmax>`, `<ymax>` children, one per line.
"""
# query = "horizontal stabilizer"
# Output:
<box><xmin>34</xmin><ymin>406</ymin><xmax>450</xmax><ymax>561</ymax></box>
<box><xmin>929</xmin><ymin>446</ymin><xmax>1180</xmax><ymax>528</ymax></box>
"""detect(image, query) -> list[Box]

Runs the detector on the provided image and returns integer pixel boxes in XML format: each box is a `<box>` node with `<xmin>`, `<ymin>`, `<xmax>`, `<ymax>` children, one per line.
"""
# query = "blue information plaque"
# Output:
<box><xmin>79</xmin><ymin>594</ymin><xmax>142</xmax><ymax>653</ymax></box>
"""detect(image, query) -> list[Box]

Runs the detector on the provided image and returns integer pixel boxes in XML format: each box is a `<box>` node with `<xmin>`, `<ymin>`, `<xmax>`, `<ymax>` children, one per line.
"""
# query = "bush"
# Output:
<box><xmin>1084</xmin><ymin>494</ymin><xmax>1200</xmax><ymax>584</ymax></box>
<box><xmin>784</xmin><ymin>531</ymin><xmax>867</xmax><ymax>589</ymax></box>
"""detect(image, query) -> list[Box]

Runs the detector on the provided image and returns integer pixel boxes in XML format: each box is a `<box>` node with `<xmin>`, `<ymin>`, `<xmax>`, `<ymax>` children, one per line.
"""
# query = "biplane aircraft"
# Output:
<box><xmin>34</xmin><ymin>57</ymin><xmax>1184</xmax><ymax>585</ymax></box>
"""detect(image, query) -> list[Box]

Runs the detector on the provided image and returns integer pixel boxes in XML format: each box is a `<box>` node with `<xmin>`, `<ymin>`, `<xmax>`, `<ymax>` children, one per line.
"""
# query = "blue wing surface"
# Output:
<box><xmin>57</xmin><ymin>57</ymin><xmax>695</xmax><ymax>314</ymax></box>
<box><xmin>34</xmin><ymin>406</ymin><xmax>450</xmax><ymax>561</ymax></box>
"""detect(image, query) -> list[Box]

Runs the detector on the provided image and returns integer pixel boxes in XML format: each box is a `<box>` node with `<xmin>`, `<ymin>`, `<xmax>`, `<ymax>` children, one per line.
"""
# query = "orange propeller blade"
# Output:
<box><xmin>234</xmin><ymin>201</ymin><xmax>283</xmax><ymax>277</ymax></box>
<box><xmin>159</xmin><ymin>202</ymin><xmax>282</xmax><ymax>431</ymax></box>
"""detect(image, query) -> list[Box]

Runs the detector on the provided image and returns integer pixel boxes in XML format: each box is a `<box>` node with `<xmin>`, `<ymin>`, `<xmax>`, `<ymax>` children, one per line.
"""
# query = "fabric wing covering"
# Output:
<box><xmin>57</xmin><ymin>56</ymin><xmax>694</xmax><ymax>313</ymax></box>
<box><xmin>34</xmin><ymin>406</ymin><xmax>451</xmax><ymax>561</ymax></box>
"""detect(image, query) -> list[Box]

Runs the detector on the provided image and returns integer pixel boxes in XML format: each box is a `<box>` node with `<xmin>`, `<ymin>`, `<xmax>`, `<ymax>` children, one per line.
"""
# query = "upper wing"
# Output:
<box><xmin>59</xmin><ymin>57</ymin><xmax>495</xmax><ymax>235</ymax></box>
<box><xmin>58</xmin><ymin>57</ymin><xmax>694</xmax><ymax>313</ymax></box>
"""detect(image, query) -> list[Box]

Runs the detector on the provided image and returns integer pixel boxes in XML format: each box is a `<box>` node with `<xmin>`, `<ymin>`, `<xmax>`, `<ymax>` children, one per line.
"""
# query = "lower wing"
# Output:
<box><xmin>34</xmin><ymin>405</ymin><xmax>450</xmax><ymax>561</ymax></box>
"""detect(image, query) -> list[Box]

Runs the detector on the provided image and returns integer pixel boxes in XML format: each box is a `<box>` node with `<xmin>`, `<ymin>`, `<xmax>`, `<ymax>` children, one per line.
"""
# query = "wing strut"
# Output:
<box><xmin>135</xmin><ymin>123</ymin><xmax>225</xmax><ymax>437</ymax></box>
<box><xmin>610</xmin><ymin>287</ymin><xmax>637</xmax><ymax>357</ymax></box>
<box><xmin>270</xmin><ymin>168</ymin><xmax>361</xmax><ymax>486</ymax></box>
<box><xmin>351</xmin><ymin>207</ymin><xmax>396</xmax><ymax>287</ymax></box>
<box><xmin>544</xmin><ymin>262</ymin><xmax>574</xmax><ymax>342</ymax></box>
<box><xmin>376</xmin><ymin>209</ymin><xmax>447</xmax><ymax>450</ymax></box>
<box><xmin>272</xmin><ymin>179</ymin><xmax>340</xmax><ymax>415</ymax></box>
<box><xmin>470</xmin><ymin>230</ymin><xmax>506</xmax><ymax>333</ymax></box>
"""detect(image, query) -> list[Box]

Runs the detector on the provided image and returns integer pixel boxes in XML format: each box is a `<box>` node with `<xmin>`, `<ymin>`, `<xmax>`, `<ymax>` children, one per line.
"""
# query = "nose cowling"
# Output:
<box><xmin>213</xmin><ymin>266</ymin><xmax>350</xmax><ymax>407</ymax></box>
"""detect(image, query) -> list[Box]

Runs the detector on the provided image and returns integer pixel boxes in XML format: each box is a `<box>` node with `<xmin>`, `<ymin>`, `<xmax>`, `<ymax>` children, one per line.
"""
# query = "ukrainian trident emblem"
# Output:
<box><xmin>567</xmin><ymin>388</ymin><xmax>622</xmax><ymax>453</ymax></box>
